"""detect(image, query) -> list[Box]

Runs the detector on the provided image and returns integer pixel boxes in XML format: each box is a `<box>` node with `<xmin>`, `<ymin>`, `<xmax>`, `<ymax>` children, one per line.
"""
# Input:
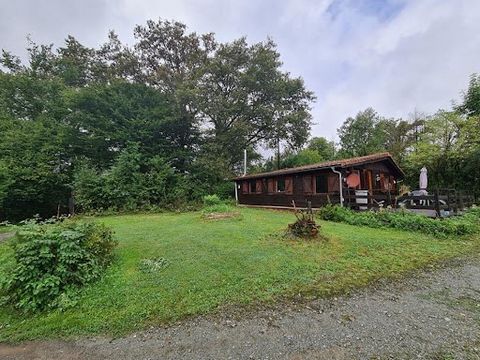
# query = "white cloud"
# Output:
<box><xmin>310</xmin><ymin>0</ymin><xmax>480</xmax><ymax>138</ymax></box>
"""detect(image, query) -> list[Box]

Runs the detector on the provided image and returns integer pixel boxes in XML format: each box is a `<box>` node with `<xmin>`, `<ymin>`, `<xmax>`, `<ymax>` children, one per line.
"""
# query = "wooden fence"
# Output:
<box><xmin>343</xmin><ymin>188</ymin><xmax>475</xmax><ymax>216</ymax></box>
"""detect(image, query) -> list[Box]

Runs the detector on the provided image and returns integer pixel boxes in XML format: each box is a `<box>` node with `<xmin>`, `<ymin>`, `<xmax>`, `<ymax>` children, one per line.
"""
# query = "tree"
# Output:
<box><xmin>402</xmin><ymin>110</ymin><xmax>471</xmax><ymax>191</ymax></box>
<box><xmin>134</xmin><ymin>20</ymin><xmax>214</xmax><ymax>171</ymax></box>
<box><xmin>282</xmin><ymin>149</ymin><xmax>323</xmax><ymax>168</ymax></box>
<box><xmin>64</xmin><ymin>81</ymin><xmax>184</xmax><ymax>169</ymax></box>
<box><xmin>456</xmin><ymin>73</ymin><xmax>480</xmax><ymax>116</ymax></box>
<box><xmin>134</xmin><ymin>21</ymin><xmax>314</xmax><ymax>171</ymax></box>
<box><xmin>198</xmin><ymin>38</ymin><xmax>314</xmax><ymax>169</ymax></box>
<box><xmin>337</xmin><ymin>108</ymin><xmax>385</xmax><ymax>157</ymax></box>
<box><xmin>307</xmin><ymin>137</ymin><xmax>335</xmax><ymax>160</ymax></box>
<box><xmin>0</xmin><ymin>114</ymin><xmax>71</xmax><ymax>220</ymax></box>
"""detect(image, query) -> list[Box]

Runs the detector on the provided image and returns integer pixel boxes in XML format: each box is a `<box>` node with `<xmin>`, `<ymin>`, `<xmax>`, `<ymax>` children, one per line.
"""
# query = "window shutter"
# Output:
<box><xmin>285</xmin><ymin>176</ymin><xmax>293</xmax><ymax>194</ymax></box>
<box><xmin>303</xmin><ymin>175</ymin><xmax>313</xmax><ymax>194</ymax></box>
<box><xmin>242</xmin><ymin>181</ymin><xmax>249</xmax><ymax>194</ymax></box>
<box><xmin>256</xmin><ymin>179</ymin><xmax>263</xmax><ymax>193</ymax></box>
<box><xmin>267</xmin><ymin>178</ymin><xmax>274</xmax><ymax>194</ymax></box>
<box><xmin>328</xmin><ymin>174</ymin><xmax>339</xmax><ymax>192</ymax></box>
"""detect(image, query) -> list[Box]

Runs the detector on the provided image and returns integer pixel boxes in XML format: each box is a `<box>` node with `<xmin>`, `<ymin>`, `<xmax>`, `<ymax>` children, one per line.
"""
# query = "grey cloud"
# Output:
<box><xmin>1</xmin><ymin>0</ymin><xmax>479</xmax><ymax>141</ymax></box>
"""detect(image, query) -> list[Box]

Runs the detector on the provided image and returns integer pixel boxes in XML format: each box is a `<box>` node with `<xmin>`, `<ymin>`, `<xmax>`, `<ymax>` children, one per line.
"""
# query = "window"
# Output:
<box><xmin>276</xmin><ymin>178</ymin><xmax>285</xmax><ymax>192</ymax></box>
<box><xmin>315</xmin><ymin>174</ymin><xmax>328</xmax><ymax>193</ymax></box>
<box><xmin>249</xmin><ymin>180</ymin><xmax>256</xmax><ymax>194</ymax></box>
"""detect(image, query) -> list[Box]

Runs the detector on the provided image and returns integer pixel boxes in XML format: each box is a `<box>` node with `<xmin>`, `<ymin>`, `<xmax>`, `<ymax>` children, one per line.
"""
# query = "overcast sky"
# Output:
<box><xmin>1</xmin><ymin>0</ymin><xmax>479</xmax><ymax>140</ymax></box>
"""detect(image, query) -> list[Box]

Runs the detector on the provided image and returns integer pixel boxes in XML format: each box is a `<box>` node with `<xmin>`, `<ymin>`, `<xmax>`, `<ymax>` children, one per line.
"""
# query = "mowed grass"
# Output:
<box><xmin>0</xmin><ymin>207</ymin><xmax>479</xmax><ymax>342</ymax></box>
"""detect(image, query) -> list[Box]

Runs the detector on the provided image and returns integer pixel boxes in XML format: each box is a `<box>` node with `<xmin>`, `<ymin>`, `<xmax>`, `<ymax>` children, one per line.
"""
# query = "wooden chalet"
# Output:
<box><xmin>233</xmin><ymin>152</ymin><xmax>404</xmax><ymax>209</ymax></box>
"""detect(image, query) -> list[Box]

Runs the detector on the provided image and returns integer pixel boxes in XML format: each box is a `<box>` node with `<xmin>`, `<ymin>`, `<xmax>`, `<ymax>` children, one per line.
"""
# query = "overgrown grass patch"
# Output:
<box><xmin>0</xmin><ymin>224</ymin><xmax>14</xmax><ymax>234</ymax></box>
<box><xmin>0</xmin><ymin>207</ymin><xmax>479</xmax><ymax>342</ymax></box>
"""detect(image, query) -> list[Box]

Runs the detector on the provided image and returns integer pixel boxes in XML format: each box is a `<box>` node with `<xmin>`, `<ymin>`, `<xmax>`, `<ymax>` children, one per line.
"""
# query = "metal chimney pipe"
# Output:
<box><xmin>243</xmin><ymin>149</ymin><xmax>247</xmax><ymax>176</ymax></box>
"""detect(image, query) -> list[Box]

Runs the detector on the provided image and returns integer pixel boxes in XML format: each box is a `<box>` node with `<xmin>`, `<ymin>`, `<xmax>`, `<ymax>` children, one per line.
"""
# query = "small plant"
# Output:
<box><xmin>203</xmin><ymin>194</ymin><xmax>222</xmax><ymax>207</ymax></box>
<box><xmin>138</xmin><ymin>257</ymin><xmax>170</xmax><ymax>273</ymax></box>
<box><xmin>0</xmin><ymin>220</ymin><xmax>117</xmax><ymax>312</ymax></box>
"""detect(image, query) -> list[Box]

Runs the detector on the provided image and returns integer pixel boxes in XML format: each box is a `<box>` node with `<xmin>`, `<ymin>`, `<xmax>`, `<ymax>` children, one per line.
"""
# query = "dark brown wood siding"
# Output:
<box><xmin>238</xmin><ymin>169</ymin><xmax>340</xmax><ymax>208</ymax></box>
<box><xmin>237</xmin><ymin>159</ymin><xmax>400</xmax><ymax>208</ymax></box>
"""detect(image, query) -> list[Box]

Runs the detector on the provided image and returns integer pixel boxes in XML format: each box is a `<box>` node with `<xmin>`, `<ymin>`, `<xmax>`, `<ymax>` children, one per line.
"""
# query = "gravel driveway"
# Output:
<box><xmin>2</xmin><ymin>258</ymin><xmax>480</xmax><ymax>360</ymax></box>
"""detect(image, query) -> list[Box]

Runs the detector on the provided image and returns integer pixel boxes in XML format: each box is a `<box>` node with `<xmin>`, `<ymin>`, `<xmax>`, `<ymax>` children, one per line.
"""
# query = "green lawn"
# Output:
<box><xmin>0</xmin><ymin>208</ymin><xmax>479</xmax><ymax>342</ymax></box>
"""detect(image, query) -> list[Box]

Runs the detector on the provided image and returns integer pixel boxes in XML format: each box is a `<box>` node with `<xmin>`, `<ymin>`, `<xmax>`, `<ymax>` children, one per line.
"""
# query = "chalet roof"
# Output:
<box><xmin>232</xmin><ymin>152</ymin><xmax>404</xmax><ymax>180</ymax></box>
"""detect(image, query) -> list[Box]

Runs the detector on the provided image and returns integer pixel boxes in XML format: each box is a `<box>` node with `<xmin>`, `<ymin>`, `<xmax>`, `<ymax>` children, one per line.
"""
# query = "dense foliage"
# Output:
<box><xmin>317</xmin><ymin>205</ymin><xmax>480</xmax><ymax>238</ymax></box>
<box><xmin>0</xmin><ymin>18</ymin><xmax>478</xmax><ymax>220</ymax></box>
<box><xmin>73</xmin><ymin>145</ymin><xmax>191</xmax><ymax>212</ymax></box>
<box><xmin>0</xmin><ymin>20</ymin><xmax>314</xmax><ymax>221</ymax></box>
<box><xmin>0</xmin><ymin>220</ymin><xmax>116</xmax><ymax>312</ymax></box>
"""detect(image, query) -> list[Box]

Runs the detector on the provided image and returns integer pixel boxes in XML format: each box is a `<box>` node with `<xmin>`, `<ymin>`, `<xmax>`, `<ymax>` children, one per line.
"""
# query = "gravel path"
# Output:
<box><xmin>2</xmin><ymin>258</ymin><xmax>480</xmax><ymax>360</ymax></box>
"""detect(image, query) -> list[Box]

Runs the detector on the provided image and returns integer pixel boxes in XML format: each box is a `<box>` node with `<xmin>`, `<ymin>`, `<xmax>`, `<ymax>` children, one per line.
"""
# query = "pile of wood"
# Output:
<box><xmin>287</xmin><ymin>201</ymin><xmax>319</xmax><ymax>238</ymax></box>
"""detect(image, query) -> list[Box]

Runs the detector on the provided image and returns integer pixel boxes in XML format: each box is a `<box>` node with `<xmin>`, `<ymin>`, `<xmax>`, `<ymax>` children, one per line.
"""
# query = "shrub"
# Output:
<box><xmin>317</xmin><ymin>205</ymin><xmax>480</xmax><ymax>238</ymax></box>
<box><xmin>0</xmin><ymin>220</ymin><xmax>117</xmax><ymax>312</ymax></box>
<box><xmin>74</xmin><ymin>146</ymin><xmax>187</xmax><ymax>213</ymax></box>
<box><xmin>203</xmin><ymin>194</ymin><xmax>222</xmax><ymax>207</ymax></box>
<box><xmin>203</xmin><ymin>203</ymin><xmax>234</xmax><ymax>213</ymax></box>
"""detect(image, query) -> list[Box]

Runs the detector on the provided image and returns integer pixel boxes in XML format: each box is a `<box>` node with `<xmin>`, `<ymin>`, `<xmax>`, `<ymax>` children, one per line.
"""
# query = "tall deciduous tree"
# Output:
<box><xmin>456</xmin><ymin>73</ymin><xmax>480</xmax><ymax>116</ymax></box>
<box><xmin>307</xmin><ymin>137</ymin><xmax>336</xmax><ymax>160</ymax></box>
<box><xmin>337</xmin><ymin>108</ymin><xmax>385</xmax><ymax>157</ymax></box>
<box><xmin>198</xmin><ymin>38</ymin><xmax>314</xmax><ymax>168</ymax></box>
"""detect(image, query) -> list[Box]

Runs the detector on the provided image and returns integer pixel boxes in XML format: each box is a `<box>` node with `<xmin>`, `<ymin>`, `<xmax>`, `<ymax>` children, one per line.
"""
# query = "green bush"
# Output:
<box><xmin>0</xmin><ymin>220</ymin><xmax>117</xmax><ymax>312</ymax></box>
<box><xmin>74</xmin><ymin>146</ymin><xmax>187</xmax><ymax>213</ymax></box>
<box><xmin>317</xmin><ymin>205</ymin><xmax>479</xmax><ymax>238</ymax></box>
<box><xmin>202</xmin><ymin>203</ymin><xmax>234</xmax><ymax>214</ymax></box>
<box><xmin>212</xmin><ymin>181</ymin><xmax>235</xmax><ymax>200</ymax></box>
<box><xmin>203</xmin><ymin>194</ymin><xmax>222</xmax><ymax>207</ymax></box>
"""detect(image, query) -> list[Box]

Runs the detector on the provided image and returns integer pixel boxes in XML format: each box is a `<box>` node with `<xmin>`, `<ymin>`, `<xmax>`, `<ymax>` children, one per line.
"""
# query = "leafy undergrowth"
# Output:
<box><xmin>318</xmin><ymin>205</ymin><xmax>480</xmax><ymax>238</ymax></box>
<box><xmin>0</xmin><ymin>207</ymin><xmax>479</xmax><ymax>342</ymax></box>
<box><xmin>0</xmin><ymin>221</ymin><xmax>116</xmax><ymax>312</ymax></box>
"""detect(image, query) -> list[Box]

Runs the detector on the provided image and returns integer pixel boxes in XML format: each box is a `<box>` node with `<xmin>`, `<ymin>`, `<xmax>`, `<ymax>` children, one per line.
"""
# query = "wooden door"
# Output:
<box><xmin>293</xmin><ymin>175</ymin><xmax>302</xmax><ymax>195</ymax></box>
